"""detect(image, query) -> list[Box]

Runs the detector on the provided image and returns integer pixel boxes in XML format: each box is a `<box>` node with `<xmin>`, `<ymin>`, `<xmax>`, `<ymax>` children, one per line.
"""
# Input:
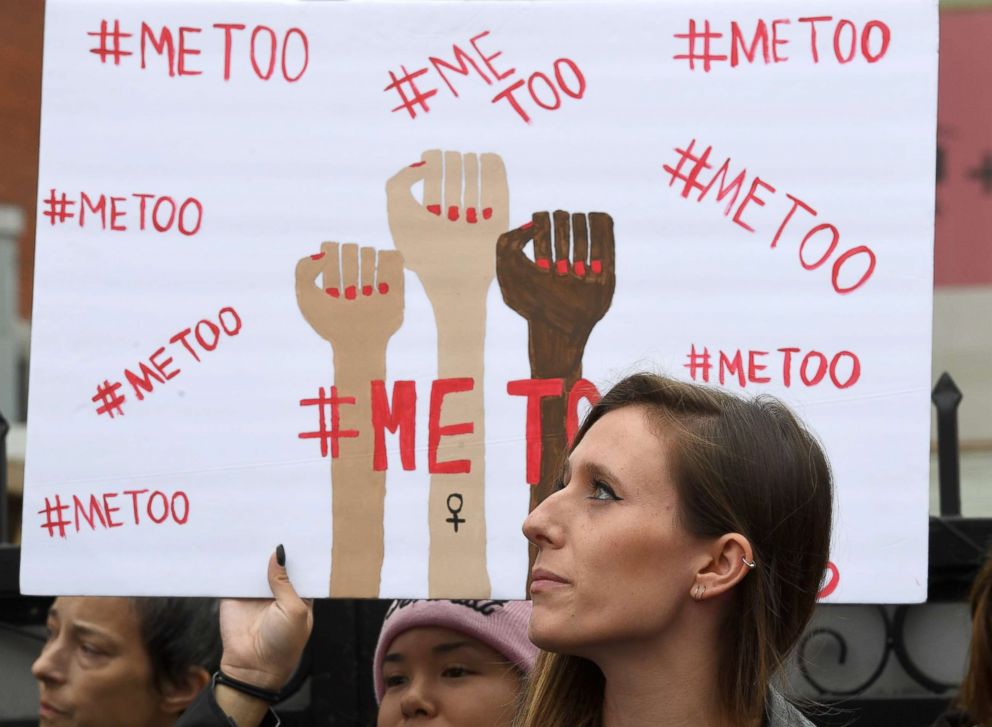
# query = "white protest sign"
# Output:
<box><xmin>22</xmin><ymin>0</ymin><xmax>936</xmax><ymax>602</ymax></box>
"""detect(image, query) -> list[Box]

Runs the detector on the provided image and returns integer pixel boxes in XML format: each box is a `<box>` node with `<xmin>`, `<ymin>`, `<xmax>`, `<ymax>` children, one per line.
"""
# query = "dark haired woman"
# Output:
<box><xmin>183</xmin><ymin>373</ymin><xmax>832</xmax><ymax>727</ymax></box>
<box><xmin>33</xmin><ymin>596</ymin><xmax>221</xmax><ymax>726</ymax></box>
<box><xmin>516</xmin><ymin>373</ymin><xmax>831</xmax><ymax>726</ymax></box>
<box><xmin>373</xmin><ymin>598</ymin><xmax>536</xmax><ymax>726</ymax></box>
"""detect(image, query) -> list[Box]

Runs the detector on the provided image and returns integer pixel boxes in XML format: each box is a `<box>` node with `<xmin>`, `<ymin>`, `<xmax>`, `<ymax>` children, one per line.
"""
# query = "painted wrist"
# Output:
<box><xmin>332</xmin><ymin>351</ymin><xmax>388</xmax><ymax>384</ymax></box>
<box><xmin>526</xmin><ymin>330</ymin><xmax>585</xmax><ymax>381</ymax></box>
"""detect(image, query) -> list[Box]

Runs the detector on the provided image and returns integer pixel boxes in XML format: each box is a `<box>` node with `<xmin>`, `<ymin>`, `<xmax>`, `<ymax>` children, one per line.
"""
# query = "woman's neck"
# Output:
<box><xmin>599</xmin><ymin>646</ymin><xmax>723</xmax><ymax>727</ymax></box>
<box><xmin>594</xmin><ymin>606</ymin><xmax>756</xmax><ymax>727</ymax></box>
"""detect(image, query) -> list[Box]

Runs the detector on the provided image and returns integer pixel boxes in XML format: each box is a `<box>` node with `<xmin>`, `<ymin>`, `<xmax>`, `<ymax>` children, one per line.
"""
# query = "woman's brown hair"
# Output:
<box><xmin>957</xmin><ymin>549</ymin><xmax>992</xmax><ymax>724</ymax></box>
<box><xmin>515</xmin><ymin>373</ymin><xmax>833</xmax><ymax>727</ymax></box>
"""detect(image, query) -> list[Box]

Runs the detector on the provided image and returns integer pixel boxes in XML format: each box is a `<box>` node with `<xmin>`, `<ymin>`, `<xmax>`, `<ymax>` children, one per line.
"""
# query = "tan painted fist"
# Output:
<box><xmin>295</xmin><ymin>243</ymin><xmax>405</xmax><ymax>351</ymax></box>
<box><xmin>386</xmin><ymin>149</ymin><xmax>508</xmax><ymax>294</ymax></box>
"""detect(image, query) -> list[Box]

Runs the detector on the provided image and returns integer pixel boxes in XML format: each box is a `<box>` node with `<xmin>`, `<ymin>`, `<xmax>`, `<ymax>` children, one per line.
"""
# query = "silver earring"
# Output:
<box><xmin>691</xmin><ymin>584</ymin><xmax>701</xmax><ymax>601</ymax></box>
<box><xmin>742</xmin><ymin>556</ymin><xmax>756</xmax><ymax>569</ymax></box>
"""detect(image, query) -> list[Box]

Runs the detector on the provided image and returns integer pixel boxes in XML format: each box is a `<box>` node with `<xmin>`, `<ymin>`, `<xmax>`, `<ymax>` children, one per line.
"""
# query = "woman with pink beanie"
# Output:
<box><xmin>372</xmin><ymin>599</ymin><xmax>537</xmax><ymax>726</ymax></box>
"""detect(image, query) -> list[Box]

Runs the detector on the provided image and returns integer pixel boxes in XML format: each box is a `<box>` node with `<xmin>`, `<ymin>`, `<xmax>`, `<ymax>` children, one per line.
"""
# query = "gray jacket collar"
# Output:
<box><xmin>765</xmin><ymin>690</ymin><xmax>816</xmax><ymax>727</ymax></box>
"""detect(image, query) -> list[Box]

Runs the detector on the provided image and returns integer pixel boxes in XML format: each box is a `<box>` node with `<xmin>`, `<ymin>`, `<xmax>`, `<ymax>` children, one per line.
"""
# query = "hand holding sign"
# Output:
<box><xmin>214</xmin><ymin>548</ymin><xmax>312</xmax><ymax>723</ymax></box>
<box><xmin>218</xmin><ymin>549</ymin><xmax>313</xmax><ymax>690</ymax></box>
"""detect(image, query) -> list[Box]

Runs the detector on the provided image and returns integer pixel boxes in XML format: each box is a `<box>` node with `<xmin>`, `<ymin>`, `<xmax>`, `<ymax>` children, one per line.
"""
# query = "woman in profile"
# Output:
<box><xmin>182</xmin><ymin>373</ymin><xmax>833</xmax><ymax>727</ymax></box>
<box><xmin>516</xmin><ymin>373</ymin><xmax>830</xmax><ymax>727</ymax></box>
<box><xmin>33</xmin><ymin>596</ymin><xmax>220</xmax><ymax>727</ymax></box>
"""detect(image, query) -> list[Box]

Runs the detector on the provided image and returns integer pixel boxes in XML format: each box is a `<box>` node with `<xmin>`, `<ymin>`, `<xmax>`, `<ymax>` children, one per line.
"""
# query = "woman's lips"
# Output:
<box><xmin>530</xmin><ymin>567</ymin><xmax>570</xmax><ymax>594</ymax></box>
<box><xmin>39</xmin><ymin>700</ymin><xmax>68</xmax><ymax>719</ymax></box>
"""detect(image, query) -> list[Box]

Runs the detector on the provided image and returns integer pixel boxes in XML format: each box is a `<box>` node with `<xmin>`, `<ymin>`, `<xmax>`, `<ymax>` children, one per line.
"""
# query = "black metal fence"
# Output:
<box><xmin>2</xmin><ymin>373</ymin><xmax>990</xmax><ymax>726</ymax></box>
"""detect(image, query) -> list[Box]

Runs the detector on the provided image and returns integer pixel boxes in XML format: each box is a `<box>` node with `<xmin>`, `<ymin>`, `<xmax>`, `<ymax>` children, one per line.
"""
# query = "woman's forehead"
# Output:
<box><xmin>52</xmin><ymin>596</ymin><xmax>140</xmax><ymax>636</ymax></box>
<box><xmin>573</xmin><ymin>408</ymin><xmax>672</xmax><ymax>473</ymax></box>
<box><xmin>386</xmin><ymin>626</ymin><xmax>506</xmax><ymax>662</ymax></box>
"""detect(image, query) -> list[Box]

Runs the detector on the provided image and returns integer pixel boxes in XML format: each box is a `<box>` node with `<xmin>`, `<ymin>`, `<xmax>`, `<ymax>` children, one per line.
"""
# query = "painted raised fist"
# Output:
<box><xmin>386</xmin><ymin>149</ymin><xmax>508</xmax><ymax>294</ymax></box>
<box><xmin>295</xmin><ymin>243</ymin><xmax>405</xmax><ymax>350</ymax></box>
<box><xmin>497</xmin><ymin>210</ymin><xmax>615</xmax><ymax>376</ymax></box>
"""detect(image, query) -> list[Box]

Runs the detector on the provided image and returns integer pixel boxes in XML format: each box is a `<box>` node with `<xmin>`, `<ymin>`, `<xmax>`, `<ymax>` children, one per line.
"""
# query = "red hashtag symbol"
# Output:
<box><xmin>42</xmin><ymin>188</ymin><xmax>76</xmax><ymax>226</ymax></box>
<box><xmin>673</xmin><ymin>19</ymin><xmax>727</xmax><ymax>72</ymax></box>
<box><xmin>663</xmin><ymin>139</ymin><xmax>713</xmax><ymax>198</ymax></box>
<box><xmin>38</xmin><ymin>495</ymin><xmax>71</xmax><ymax>538</ymax></box>
<box><xmin>88</xmin><ymin>19</ymin><xmax>133</xmax><ymax>65</ymax></box>
<box><xmin>298</xmin><ymin>386</ymin><xmax>359</xmax><ymax>458</ymax></box>
<box><xmin>92</xmin><ymin>379</ymin><xmax>126</xmax><ymax>418</ymax></box>
<box><xmin>383</xmin><ymin>65</ymin><xmax>438</xmax><ymax>119</ymax></box>
<box><xmin>684</xmin><ymin>344</ymin><xmax>712</xmax><ymax>382</ymax></box>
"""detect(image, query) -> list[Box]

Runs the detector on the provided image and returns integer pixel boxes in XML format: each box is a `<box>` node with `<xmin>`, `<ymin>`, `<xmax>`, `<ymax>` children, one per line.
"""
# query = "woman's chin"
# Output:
<box><xmin>527</xmin><ymin>613</ymin><xmax>579</xmax><ymax>654</ymax></box>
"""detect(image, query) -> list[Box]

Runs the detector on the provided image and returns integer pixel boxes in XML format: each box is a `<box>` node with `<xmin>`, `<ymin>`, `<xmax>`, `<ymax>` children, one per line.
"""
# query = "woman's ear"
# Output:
<box><xmin>159</xmin><ymin>666</ymin><xmax>211</xmax><ymax>715</ymax></box>
<box><xmin>692</xmin><ymin>533</ymin><xmax>754</xmax><ymax>600</ymax></box>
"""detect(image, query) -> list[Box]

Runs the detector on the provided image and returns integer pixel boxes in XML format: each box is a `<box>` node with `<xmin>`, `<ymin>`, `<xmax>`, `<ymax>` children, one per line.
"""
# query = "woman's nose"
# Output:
<box><xmin>522</xmin><ymin>492</ymin><xmax>563</xmax><ymax>549</ymax></box>
<box><xmin>31</xmin><ymin>639</ymin><xmax>66</xmax><ymax>684</ymax></box>
<box><xmin>399</xmin><ymin>677</ymin><xmax>438</xmax><ymax>718</ymax></box>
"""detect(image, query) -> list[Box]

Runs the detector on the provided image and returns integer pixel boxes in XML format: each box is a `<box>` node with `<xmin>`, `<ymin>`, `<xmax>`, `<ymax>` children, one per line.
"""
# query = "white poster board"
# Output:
<box><xmin>22</xmin><ymin>0</ymin><xmax>937</xmax><ymax>602</ymax></box>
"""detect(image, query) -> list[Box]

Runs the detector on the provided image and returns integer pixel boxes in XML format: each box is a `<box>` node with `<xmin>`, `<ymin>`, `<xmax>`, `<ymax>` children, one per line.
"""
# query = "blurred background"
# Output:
<box><xmin>0</xmin><ymin>1</ymin><xmax>990</xmax><ymax>725</ymax></box>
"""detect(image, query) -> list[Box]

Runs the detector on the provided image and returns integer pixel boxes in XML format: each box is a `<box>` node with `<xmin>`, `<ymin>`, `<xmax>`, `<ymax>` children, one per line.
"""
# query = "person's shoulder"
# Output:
<box><xmin>765</xmin><ymin>689</ymin><xmax>816</xmax><ymax>727</ymax></box>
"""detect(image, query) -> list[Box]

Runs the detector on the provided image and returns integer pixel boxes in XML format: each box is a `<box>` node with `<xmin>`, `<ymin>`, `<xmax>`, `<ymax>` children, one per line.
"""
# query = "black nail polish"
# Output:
<box><xmin>276</xmin><ymin>544</ymin><xmax>286</xmax><ymax>567</ymax></box>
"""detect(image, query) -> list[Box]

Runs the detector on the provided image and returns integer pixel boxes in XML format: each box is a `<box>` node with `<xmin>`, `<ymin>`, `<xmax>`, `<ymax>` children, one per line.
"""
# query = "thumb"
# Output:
<box><xmin>496</xmin><ymin>222</ymin><xmax>540</xmax><ymax>292</ymax></box>
<box><xmin>497</xmin><ymin>221</ymin><xmax>536</xmax><ymax>258</ymax></box>
<box><xmin>385</xmin><ymin>161</ymin><xmax>429</xmax><ymax>212</ymax></box>
<box><xmin>267</xmin><ymin>544</ymin><xmax>304</xmax><ymax>608</ymax></box>
<box><xmin>294</xmin><ymin>255</ymin><xmax>324</xmax><ymax>308</ymax></box>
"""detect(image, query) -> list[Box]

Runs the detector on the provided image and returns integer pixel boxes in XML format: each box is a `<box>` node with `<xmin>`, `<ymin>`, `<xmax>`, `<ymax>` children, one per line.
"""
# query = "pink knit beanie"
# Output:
<box><xmin>373</xmin><ymin>599</ymin><xmax>537</xmax><ymax>703</ymax></box>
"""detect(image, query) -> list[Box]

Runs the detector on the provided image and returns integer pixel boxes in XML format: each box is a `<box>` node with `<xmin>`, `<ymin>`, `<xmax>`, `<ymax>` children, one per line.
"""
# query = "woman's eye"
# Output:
<box><xmin>442</xmin><ymin>665</ymin><xmax>472</xmax><ymax>678</ymax></box>
<box><xmin>589</xmin><ymin>481</ymin><xmax>622</xmax><ymax>501</ymax></box>
<box><xmin>79</xmin><ymin>642</ymin><xmax>102</xmax><ymax>657</ymax></box>
<box><xmin>384</xmin><ymin>674</ymin><xmax>407</xmax><ymax>688</ymax></box>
